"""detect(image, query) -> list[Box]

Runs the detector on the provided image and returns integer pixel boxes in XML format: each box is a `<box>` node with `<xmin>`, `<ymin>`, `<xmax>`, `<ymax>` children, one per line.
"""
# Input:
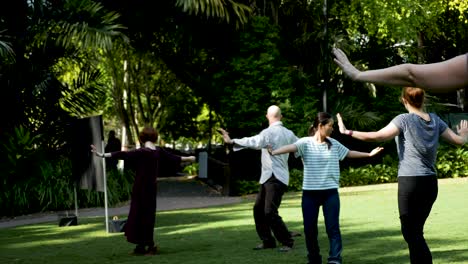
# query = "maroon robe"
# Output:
<box><xmin>111</xmin><ymin>147</ymin><xmax>181</xmax><ymax>245</ymax></box>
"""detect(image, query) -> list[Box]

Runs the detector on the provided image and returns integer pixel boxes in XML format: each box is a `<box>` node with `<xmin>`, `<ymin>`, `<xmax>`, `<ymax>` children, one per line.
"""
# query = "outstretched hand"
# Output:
<box><xmin>369</xmin><ymin>147</ymin><xmax>384</xmax><ymax>157</ymax></box>
<box><xmin>332</xmin><ymin>48</ymin><xmax>360</xmax><ymax>80</ymax></box>
<box><xmin>336</xmin><ymin>113</ymin><xmax>347</xmax><ymax>134</ymax></box>
<box><xmin>90</xmin><ymin>144</ymin><xmax>103</xmax><ymax>157</ymax></box>
<box><xmin>185</xmin><ymin>156</ymin><xmax>196</xmax><ymax>163</ymax></box>
<box><xmin>456</xmin><ymin>120</ymin><xmax>468</xmax><ymax>135</ymax></box>
<box><xmin>90</xmin><ymin>144</ymin><xmax>97</xmax><ymax>153</ymax></box>
<box><xmin>218</xmin><ymin>128</ymin><xmax>233</xmax><ymax>144</ymax></box>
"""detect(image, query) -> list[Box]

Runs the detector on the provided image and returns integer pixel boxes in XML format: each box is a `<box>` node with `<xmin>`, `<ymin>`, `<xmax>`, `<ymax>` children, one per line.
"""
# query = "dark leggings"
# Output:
<box><xmin>398</xmin><ymin>175</ymin><xmax>438</xmax><ymax>264</ymax></box>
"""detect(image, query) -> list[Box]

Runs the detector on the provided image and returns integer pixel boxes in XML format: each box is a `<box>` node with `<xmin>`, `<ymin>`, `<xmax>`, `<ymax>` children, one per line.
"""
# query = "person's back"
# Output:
<box><xmin>259</xmin><ymin>123</ymin><xmax>297</xmax><ymax>185</ymax></box>
<box><xmin>335</xmin><ymin>87</ymin><xmax>468</xmax><ymax>264</ymax></box>
<box><xmin>393</xmin><ymin>113</ymin><xmax>447</xmax><ymax>176</ymax></box>
<box><xmin>218</xmin><ymin>105</ymin><xmax>298</xmax><ymax>252</ymax></box>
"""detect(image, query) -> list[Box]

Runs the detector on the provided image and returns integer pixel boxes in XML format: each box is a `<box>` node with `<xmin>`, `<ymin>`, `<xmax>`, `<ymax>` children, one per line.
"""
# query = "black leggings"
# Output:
<box><xmin>398</xmin><ymin>175</ymin><xmax>438</xmax><ymax>264</ymax></box>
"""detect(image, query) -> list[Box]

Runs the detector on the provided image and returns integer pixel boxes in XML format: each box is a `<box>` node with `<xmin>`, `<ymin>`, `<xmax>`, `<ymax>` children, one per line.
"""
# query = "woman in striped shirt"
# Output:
<box><xmin>270</xmin><ymin>112</ymin><xmax>383</xmax><ymax>264</ymax></box>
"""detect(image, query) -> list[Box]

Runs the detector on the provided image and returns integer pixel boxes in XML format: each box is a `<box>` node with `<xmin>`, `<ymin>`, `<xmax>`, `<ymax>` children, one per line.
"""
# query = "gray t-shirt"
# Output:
<box><xmin>392</xmin><ymin>113</ymin><xmax>448</xmax><ymax>177</ymax></box>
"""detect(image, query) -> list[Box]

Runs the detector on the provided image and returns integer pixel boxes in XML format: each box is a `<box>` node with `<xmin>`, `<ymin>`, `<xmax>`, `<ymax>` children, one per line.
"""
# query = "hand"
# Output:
<box><xmin>456</xmin><ymin>120</ymin><xmax>468</xmax><ymax>134</ymax></box>
<box><xmin>336</xmin><ymin>113</ymin><xmax>347</xmax><ymax>134</ymax></box>
<box><xmin>267</xmin><ymin>145</ymin><xmax>274</xmax><ymax>155</ymax></box>
<box><xmin>456</xmin><ymin>120</ymin><xmax>468</xmax><ymax>142</ymax></box>
<box><xmin>90</xmin><ymin>144</ymin><xmax>103</xmax><ymax>157</ymax></box>
<box><xmin>369</xmin><ymin>147</ymin><xmax>384</xmax><ymax>157</ymax></box>
<box><xmin>332</xmin><ymin>48</ymin><xmax>360</xmax><ymax>80</ymax></box>
<box><xmin>218</xmin><ymin>128</ymin><xmax>233</xmax><ymax>144</ymax></box>
<box><xmin>187</xmin><ymin>156</ymin><xmax>196</xmax><ymax>163</ymax></box>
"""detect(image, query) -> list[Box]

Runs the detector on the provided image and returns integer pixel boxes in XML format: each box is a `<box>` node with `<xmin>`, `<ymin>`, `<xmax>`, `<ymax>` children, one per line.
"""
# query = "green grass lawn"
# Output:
<box><xmin>1</xmin><ymin>178</ymin><xmax>467</xmax><ymax>264</ymax></box>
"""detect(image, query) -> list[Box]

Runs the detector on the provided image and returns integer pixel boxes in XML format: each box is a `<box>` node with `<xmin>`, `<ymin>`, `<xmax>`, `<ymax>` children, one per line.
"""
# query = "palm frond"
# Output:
<box><xmin>176</xmin><ymin>0</ymin><xmax>252</xmax><ymax>27</ymax></box>
<box><xmin>0</xmin><ymin>30</ymin><xmax>15</xmax><ymax>63</ymax></box>
<box><xmin>332</xmin><ymin>101</ymin><xmax>382</xmax><ymax>130</ymax></box>
<box><xmin>59</xmin><ymin>67</ymin><xmax>107</xmax><ymax>117</ymax></box>
<box><xmin>54</xmin><ymin>0</ymin><xmax>127</xmax><ymax>51</ymax></box>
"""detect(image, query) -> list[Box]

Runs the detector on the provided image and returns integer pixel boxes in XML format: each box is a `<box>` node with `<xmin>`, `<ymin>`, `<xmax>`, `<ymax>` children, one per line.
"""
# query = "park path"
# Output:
<box><xmin>1</xmin><ymin>176</ymin><xmax>466</xmax><ymax>229</ymax></box>
<box><xmin>0</xmin><ymin>176</ymin><xmax>242</xmax><ymax>229</ymax></box>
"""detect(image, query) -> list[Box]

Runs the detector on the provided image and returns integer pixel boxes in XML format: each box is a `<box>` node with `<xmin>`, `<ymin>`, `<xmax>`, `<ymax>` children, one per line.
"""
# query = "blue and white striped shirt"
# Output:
<box><xmin>294</xmin><ymin>137</ymin><xmax>349</xmax><ymax>190</ymax></box>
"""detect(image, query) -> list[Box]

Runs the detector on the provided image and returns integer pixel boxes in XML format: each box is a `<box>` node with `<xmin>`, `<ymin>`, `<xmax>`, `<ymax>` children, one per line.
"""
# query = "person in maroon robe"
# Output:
<box><xmin>91</xmin><ymin>127</ymin><xmax>196</xmax><ymax>255</ymax></box>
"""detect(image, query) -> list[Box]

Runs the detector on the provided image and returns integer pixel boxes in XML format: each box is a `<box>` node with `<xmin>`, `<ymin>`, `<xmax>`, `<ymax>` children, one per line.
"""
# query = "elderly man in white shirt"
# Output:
<box><xmin>219</xmin><ymin>105</ymin><xmax>298</xmax><ymax>252</ymax></box>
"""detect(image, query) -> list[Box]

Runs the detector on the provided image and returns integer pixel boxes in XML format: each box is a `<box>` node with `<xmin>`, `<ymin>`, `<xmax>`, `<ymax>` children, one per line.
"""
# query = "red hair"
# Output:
<box><xmin>401</xmin><ymin>87</ymin><xmax>425</xmax><ymax>109</ymax></box>
<box><xmin>139</xmin><ymin>127</ymin><xmax>158</xmax><ymax>143</ymax></box>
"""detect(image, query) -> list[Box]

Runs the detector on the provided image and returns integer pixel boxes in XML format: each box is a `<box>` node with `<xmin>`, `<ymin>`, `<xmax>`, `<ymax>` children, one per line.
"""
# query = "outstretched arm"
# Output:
<box><xmin>336</xmin><ymin>113</ymin><xmax>399</xmax><ymax>142</ymax></box>
<box><xmin>218</xmin><ymin>128</ymin><xmax>234</xmax><ymax>144</ymax></box>
<box><xmin>90</xmin><ymin>144</ymin><xmax>111</xmax><ymax>158</ymax></box>
<box><xmin>218</xmin><ymin>128</ymin><xmax>266</xmax><ymax>150</ymax></box>
<box><xmin>271</xmin><ymin>144</ymin><xmax>298</xmax><ymax>155</ymax></box>
<box><xmin>440</xmin><ymin>120</ymin><xmax>468</xmax><ymax>146</ymax></box>
<box><xmin>181</xmin><ymin>156</ymin><xmax>196</xmax><ymax>162</ymax></box>
<box><xmin>346</xmin><ymin>147</ymin><xmax>384</xmax><ymax>158</ymax></box>
<box><xmin>333</xmin><ymin>48</ymin><xmax>468</xmax><ymax>93</ymax></box>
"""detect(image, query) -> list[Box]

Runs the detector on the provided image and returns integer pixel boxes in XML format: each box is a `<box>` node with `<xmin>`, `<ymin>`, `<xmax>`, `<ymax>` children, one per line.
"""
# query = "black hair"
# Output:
<box><xmin>310</xmin><ymin>112</ymin><xmax>333</xmax><ymax>150</ymax></box>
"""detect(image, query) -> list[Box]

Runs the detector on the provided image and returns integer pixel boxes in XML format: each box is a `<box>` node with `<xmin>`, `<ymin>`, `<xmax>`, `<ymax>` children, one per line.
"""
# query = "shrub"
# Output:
<box><xmin>234</xmin><ymin>180</ymin><xmax>259</xmax><ymax>196</ymax></box>
<box><xmin>183</xmin><ymin>163</ymin><xmax>199</xmax><ymax>175</ymax></box>
<box><xmin>35</xmin><ymin>157</ymin><xmax>75</xmax><ymax>212</ymax></box>
<box><xmin>436</xmin><ymin>144</ymin><xmax>468</xmax><ymax>178</ymax></box>
<box><xmin>288</xmin><ymin>169</ymin><xmax>303</xmax><ymax>192</ymax></box>
<box><xmin>340</xmin><ymin>164</ymin><xmax>398</xmax><ymax>187</ymax></box>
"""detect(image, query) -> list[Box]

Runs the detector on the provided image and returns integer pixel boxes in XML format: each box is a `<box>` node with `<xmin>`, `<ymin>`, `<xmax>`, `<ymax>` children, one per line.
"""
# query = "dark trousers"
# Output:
<box><xmin>398</xmin><ymin>176</ymin><xmax>438</xmax><ymax>264</ymax></box>
<box><xmin>253</xmin><ymin>176</ymin><xmax>293</xmax><ymax>247</ymax></box>
<box><xmin>302</xmin><ymin>189</ymin><xmax>342</xmax><ymax>264</ymax></box>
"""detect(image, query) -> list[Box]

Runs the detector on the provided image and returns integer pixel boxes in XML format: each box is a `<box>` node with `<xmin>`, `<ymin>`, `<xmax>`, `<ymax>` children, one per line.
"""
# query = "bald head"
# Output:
<box><xmin>266</xmin><ymin>105</ymin><xmax>282</xmax><ymax>123</ymax></box>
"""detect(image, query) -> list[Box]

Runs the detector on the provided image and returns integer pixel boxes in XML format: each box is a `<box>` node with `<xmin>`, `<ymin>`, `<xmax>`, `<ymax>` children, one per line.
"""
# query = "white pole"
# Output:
<box><xmin>102</xmin><ymin>140</ymin><xmax>109</xmax><ymax>233</ymax></box>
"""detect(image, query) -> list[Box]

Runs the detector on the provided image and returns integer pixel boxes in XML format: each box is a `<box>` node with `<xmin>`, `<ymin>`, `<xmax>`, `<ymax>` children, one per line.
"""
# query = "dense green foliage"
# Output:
<box><xmin>436</xmin><ymin>144</ymin><xmax>468</xmax><ymax>178</ymax></box>
<box><xmin>1</xmin><ymin>0</ymin><xmax>468</xmax><ymax>216</ymax></box>
<box><xmin>0</xmin><ymin>141</ymin><xmax>134</xmax><ymax>217</ymax></box>
<box><xmin>234</xmin><ymin>144</ymin><xmax>468</xmax><ymax>196</ymax></box>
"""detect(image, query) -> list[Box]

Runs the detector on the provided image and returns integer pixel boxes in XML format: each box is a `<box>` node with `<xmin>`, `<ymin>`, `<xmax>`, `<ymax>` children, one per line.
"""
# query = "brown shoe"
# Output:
<box><xmin>145</xmin><ymin>245</ymin><xmax>159</xmax><ymax>256</ymax></box>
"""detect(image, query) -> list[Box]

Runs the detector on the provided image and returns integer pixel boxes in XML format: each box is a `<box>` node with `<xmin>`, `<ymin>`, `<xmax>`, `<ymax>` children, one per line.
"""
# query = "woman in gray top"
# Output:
<box><xmin>336</xmin><ymin>87</ymin><xmax>468</xmax><ymax>264</ymax></box>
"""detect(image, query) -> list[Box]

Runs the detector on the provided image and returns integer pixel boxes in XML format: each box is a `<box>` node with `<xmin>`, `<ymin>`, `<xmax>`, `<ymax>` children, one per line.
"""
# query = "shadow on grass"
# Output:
<box><xmin>1</xmin><ymin>196</ymin><xmax>467</xmax><ymax>264</ymax></box>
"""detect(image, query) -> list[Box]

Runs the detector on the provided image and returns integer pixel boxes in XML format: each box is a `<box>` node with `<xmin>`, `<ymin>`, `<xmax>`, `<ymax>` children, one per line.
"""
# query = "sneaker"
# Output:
<box><xmin>278</xmin><ymin>245</ymin><xmax>293</xmax><ymax>252</ymax></box>
<box><xmin>253</xmin><ymin>243</ymin><xmax>276</xmax><ymax>250</ymax></box>
<box><xmin>289</xmin><ymin>231</ymin><xmax>302</xmax><ymax>237</ymax></box>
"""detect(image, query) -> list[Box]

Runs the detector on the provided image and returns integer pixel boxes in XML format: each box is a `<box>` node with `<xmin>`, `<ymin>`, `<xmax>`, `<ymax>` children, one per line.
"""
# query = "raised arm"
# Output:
<box><xmin>271</xmin><ymin>144</ymin><xmax>298</xmax><ymax>155</ymax></box>
<box><xmin>440</xmin><ymin>120</ymin><xmax>468</xmax><ymax>146</ymax></box>
<box><xmin>333</xmin><ymin>48</ymin><xmax>468</xmax><ymax>93</ymax></box>
<box><xmin>336</xmin><ymin>113</ymin><xmax>399</xmax><ymax>142</ymax></box>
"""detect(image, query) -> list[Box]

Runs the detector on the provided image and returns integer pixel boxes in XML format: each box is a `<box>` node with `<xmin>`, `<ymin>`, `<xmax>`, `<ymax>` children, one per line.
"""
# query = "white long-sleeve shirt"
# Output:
<box><xmin>232</xmin><ymin>121</ymin><xmax>298</xmax><ymax>185</ymax></box>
